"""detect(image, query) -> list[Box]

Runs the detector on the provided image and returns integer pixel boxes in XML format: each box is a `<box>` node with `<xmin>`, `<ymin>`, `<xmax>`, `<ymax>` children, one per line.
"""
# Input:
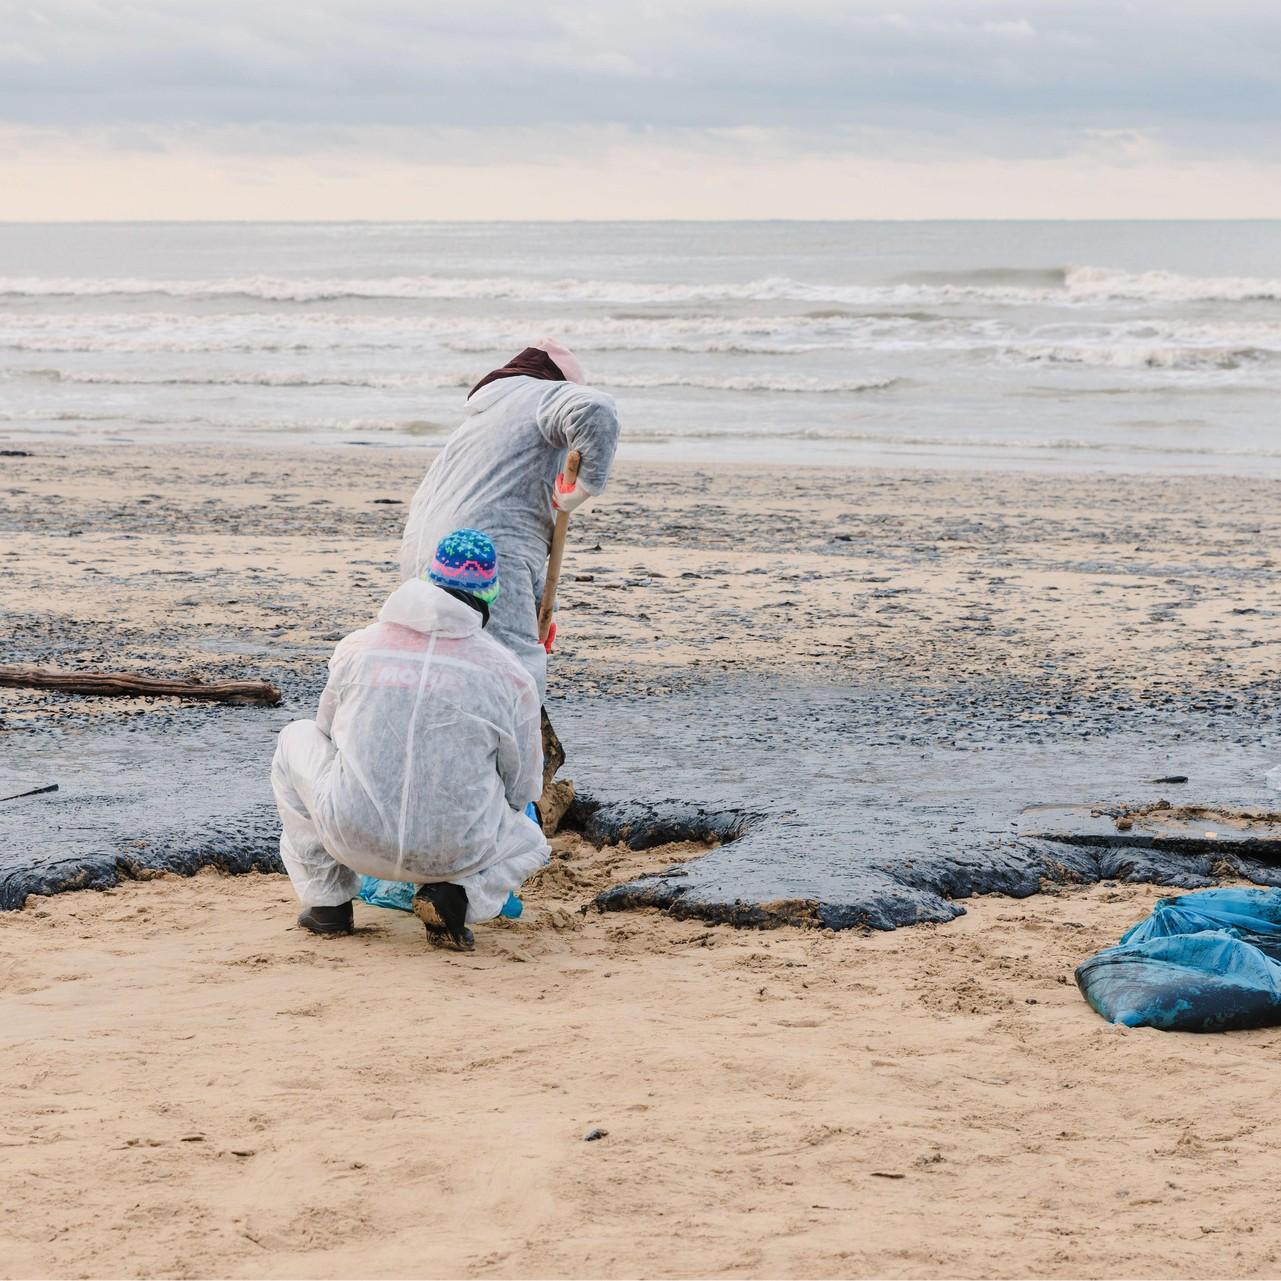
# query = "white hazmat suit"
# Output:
<box><xmin>398</xmin><ymin>375</ymin><xmax>620</xmax><ymax>702</ymax></box>
<box><xmin>271</xmin><ymin>578</ymin><xmax>550</xmax><ymax>924</ymax></box>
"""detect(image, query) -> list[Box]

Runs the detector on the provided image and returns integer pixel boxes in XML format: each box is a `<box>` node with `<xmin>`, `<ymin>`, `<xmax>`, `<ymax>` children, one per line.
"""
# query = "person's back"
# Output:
<box><xmin>272</xmin><ymin>530</ymin><xmax>550</xmax><ymax>947</ymax></box>
<box><xmin>315</xmin><ymin>578</ymin><xmax>545</xmax><ymax>887</ymax></box>
<box><xmin>399</xmin><ymin>346</ymin><xmax>620</xmax><ymax>701</ymax></box>
<box><xmin>401</xmin><ymin>376</ymin><xmax>576</xmax><ymax>565</ymax></box>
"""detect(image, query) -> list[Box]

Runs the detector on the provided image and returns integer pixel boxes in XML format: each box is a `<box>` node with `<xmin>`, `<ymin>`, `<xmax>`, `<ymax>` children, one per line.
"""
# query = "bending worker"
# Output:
<box><xmin>399</xmin><ymin>339</ymin><xmax>620</xmax><ymax>707</ymax></box>
<box><xmin>272</xmin><ymin>529</ymin><xmax>549</xmax><ymax>950</ymax></box>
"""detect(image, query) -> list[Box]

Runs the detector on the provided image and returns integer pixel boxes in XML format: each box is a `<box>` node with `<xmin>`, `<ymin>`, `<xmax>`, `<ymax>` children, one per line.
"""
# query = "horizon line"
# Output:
<box><xmin>3</xmin><ymin>216</ymin><xmax>1281</xmax><ymax>226</ymax></box>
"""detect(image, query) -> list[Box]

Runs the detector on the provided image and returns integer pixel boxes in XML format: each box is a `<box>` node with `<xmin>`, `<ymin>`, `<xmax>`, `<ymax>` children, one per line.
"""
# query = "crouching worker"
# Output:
<box><xmin>271</xmin><ymin>529</ymin><xmax>549</xmax><ymax>951</ymax></box>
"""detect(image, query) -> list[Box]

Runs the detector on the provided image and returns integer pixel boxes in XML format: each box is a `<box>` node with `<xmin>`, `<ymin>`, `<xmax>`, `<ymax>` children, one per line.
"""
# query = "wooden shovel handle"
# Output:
<box><xmin>538</xmin><ymin>450</ymin><xmax>581</xmax><ymax>643</ymax></box>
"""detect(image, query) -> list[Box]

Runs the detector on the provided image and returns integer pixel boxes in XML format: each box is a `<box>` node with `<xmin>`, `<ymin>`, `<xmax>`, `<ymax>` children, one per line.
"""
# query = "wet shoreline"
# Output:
<box><xmin>3</xmin><ymin>443</ymin><xmax>1280</xmax><ymax>925</ymax></box>
<box><xmin>4</xmin><ymin>667</ymin><xmax>1278</xmax><ymax>927</ymax></box>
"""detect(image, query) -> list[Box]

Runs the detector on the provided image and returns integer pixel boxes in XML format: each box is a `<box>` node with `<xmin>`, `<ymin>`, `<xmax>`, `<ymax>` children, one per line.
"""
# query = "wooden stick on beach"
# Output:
<box><xmin>0</xmin><ymin>783</ymin><xmax>58</xmax><ymax>803</ymax></box>
<box><xmin>0</xmin><ymin>665</ymin><xmax>282</xmax><ymax>706</ymax></box>
<box><xmin>538</xmin><ymin>449</ymin><xmax>581</xmax><ymax>645</ymax></box>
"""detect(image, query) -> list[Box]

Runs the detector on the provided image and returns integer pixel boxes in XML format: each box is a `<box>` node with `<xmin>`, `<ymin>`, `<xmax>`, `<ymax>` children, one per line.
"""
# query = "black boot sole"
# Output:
<box><xmin>413</xmin><ymin>883</ymin><xmax>474</xmax><ymax>951</ymax></box>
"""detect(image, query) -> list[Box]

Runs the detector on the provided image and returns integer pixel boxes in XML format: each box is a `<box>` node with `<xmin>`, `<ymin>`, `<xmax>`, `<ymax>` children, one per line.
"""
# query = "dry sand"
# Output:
<box><xmin>4</xmin><ymin>445</ymin><xmax>1281</xmax><ymax>1279</ymax></box>
<box><xmin>3</xmin><ymin>859</ymin><xmax>1280</xmax><ymax>1280</ymax></box>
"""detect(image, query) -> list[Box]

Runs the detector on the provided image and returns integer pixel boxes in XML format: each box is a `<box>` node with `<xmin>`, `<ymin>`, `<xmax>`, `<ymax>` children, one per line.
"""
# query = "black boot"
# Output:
<box><xmin>297</xmin><ymin>901</ymin><xmax>354</xmax><ymax>936</ymax></box>
<box><xmin>413</xmin><ymin>882</ymin><xmax>474</xmax><ymax>951</ymax></box>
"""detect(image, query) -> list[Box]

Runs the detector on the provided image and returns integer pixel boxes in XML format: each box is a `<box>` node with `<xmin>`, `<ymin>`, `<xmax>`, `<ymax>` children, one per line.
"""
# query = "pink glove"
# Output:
<box><xmin>552</xmin><ymin>470</ymin><xmax>594</xmax><ymax>515</ymax></box>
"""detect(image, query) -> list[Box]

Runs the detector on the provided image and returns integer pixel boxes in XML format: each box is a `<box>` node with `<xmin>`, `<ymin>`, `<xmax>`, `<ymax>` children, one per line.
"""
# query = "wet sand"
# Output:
<box><xmin>4</xmin><ymin>443</ymin><xmax>1280</xmax><ymax>921</ymax></box>
<box><xmin>4</xmin><ymin>442</ymin><xmax>1281</xmax><ymax>716</ymax></box>
<box><xmin>4</xmin><ymin>444</ymin><xmax>1281</xmax><ymax>1277</ymax></box>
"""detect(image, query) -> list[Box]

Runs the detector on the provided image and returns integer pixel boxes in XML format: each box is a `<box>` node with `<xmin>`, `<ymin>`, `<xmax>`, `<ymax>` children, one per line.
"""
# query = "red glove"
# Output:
<box><xmin>542</xmin><ymin>622</ymin><xmax>557</xmax><ymax>654</ymax></box>
<box><xmin>552</xmin><ymin>471</ymin><xmax>594</xmax><ymax>514</ymax></box>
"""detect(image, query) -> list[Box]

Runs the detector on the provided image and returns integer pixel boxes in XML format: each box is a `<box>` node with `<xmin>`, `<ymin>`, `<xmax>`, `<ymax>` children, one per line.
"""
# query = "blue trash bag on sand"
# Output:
<box><xmin>1077</xmin><ymin>888</ymin><xmax>1281</xmax><ymax>1032</ymax></box>
<box><xmin>1121</xmin><ymin>887</ymin><xmax>1281</xmax><ymax>954</ymax></box>
<box><xmin>355</xmin><ymin>803</ymin><xmax>539</xmax><ymax>919</ymax></box>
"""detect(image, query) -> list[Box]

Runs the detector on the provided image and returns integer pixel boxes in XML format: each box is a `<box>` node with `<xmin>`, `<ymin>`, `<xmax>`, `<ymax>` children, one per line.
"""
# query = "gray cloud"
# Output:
<box><xmin>1</xmin><ymin>1</ymin><xmax>1278</xmax><ymax>159</ymax></box>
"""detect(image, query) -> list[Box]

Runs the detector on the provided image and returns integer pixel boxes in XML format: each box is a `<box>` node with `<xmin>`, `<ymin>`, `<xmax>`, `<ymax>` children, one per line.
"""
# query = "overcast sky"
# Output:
<box><xmin>3</xmin><ymin>0</ymin><xmax>1279</xmax><ymax>219</ymax></box>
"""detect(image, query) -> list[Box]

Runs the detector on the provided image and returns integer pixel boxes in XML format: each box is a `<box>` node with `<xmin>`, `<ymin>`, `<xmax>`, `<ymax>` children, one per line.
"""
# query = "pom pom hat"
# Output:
<box><xmin>426</xmin><ymin>528</ymin><xmax>500</xmax><ymax>604</ymax></box>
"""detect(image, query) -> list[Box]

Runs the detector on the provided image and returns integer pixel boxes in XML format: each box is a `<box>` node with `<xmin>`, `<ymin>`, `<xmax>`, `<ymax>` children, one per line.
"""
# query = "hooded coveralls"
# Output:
<box><xmin>398</xmin><ymin>375</ymin><xmax>620</xmax><ymax>702</ymax></box>
<box><xmin>271</xmin><ymin>578</ymin><xmax>550</xmax><ymax>924</ymax></box>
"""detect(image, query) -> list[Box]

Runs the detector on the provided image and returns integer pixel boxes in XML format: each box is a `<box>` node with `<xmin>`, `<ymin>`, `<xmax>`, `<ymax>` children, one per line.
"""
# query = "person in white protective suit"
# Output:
<box><xmin>271</xmin><ymin>528</ymin><xmax>550</xmax><ymax>950</ymax></box>
<box><xmin>398</xmin><ymin>338</ymin><xmax>620</xmax><ymax>705</ymax></box>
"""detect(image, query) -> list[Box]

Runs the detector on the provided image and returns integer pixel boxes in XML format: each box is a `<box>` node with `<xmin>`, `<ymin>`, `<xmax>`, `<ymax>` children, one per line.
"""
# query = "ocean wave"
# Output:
<box><xmin>0</xmin><ymin>308</ymin><xmax>931</xmax><ymax>356</ymax></box>
<box><xmin>0</xmin><ymin>273</ymin><xmax>887</xmax><ymax>305</ymax></box>
<box><xmin>442</xmin><ymin>337</ymin><xmax>858</xmax><ymax>356</ymax></box>
<box><xmin>900</xmin><ymin>266</ymin><xmax>1070</xmax><ymax>289</ymax></box>
<box><xmin>8</xmin><ymin>367</ymin><xmax>900</xmax><ymax>395</ymax></box>
<box><xmin>1062</xmin><ymin>266</ymin><xmax>1281</xmax><ymax>303</ymax></box>
<box><xmin>605</xmin><ymin>373</ymin><xmax>898</xmax><ymax>393</ymax></box>
<box><xmin>0</xmin><ymin>408</ymin><xmax>452</xmax><ymax>434</ymax></box>
<box><xmin>895</xmin><ymin>265</ymin><xmax>1281</xmax><ymax>304</ymax></box>
<box><xmin>622</xmin><ymin>425</ymin><xmax>1281</xmax><ymax>458</ymax></box>
<box><xmin>10</xmin><ymin>368</ymin><xmax>473</xmax><ymax>390</ymax></box>
<box><xmin>0</xmin><ymin>409</ymin><xmax>192</xmax><ymax>424</ymax></box>
<box><xmin>1005</xmin><ymin>344</ymin><xmax>1276</xmax><ymax>371</ymax></box>
<box><xmin>2</xmin><ymin>264</ymin><xmax>1279</xmax><ymax>306</ymax></box>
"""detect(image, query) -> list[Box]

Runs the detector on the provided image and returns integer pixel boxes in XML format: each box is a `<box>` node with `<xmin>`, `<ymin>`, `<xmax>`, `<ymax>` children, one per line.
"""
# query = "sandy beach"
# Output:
<box><xmin>7</xmin><ymin>10</ymin><xmax>1281</xmax><ymax>1278</ymax></box>
<box><xmin>4</xmin><ymin>444</ymin><xmax>1281</xmax><ymax>1278</ymax></box>
<box><xmin>6</xmin><ymin>859</ymin><xmax>1281</xmax><ymax>1281</ymax></box>
<box><xmin>5</xmin><ymin>444</ymin><xmax>1280</xmax><ymax>711</ymax></box>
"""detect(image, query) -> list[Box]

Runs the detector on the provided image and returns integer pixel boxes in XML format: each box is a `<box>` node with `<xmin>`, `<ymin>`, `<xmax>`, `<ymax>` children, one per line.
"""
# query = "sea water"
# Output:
<box><xmin>1</xmin><ymin>219</ymin><xmax>1279</xmax><ymax>472</ymax></box>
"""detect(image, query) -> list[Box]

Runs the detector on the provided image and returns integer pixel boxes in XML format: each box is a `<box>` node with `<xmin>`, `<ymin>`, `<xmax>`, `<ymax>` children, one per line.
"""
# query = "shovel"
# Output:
<box><xmin>537</xmin><ymin>449</ymin><xmax>581</xmax><ymax>653</ymax></box>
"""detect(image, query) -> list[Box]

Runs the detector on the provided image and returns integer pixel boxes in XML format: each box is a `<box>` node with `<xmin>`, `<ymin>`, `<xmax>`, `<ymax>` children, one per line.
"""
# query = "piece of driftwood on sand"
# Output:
<box><xmin>0</xmin><ymin>665</ymin><xmax>282</xmax><ymax>706</ymax></box>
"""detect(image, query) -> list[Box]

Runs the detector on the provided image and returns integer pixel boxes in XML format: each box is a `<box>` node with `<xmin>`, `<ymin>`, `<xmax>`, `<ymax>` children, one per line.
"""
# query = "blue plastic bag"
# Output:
<box><xmin>1077</xmin><ymin>888</ymin><xmax>1281</xmax><ymax>1032</ymax></box>
<box><xmin>1119</xmin><ymin>887</ymin><xmax>1281</xmax><ymax>956</ymax></box>
<box><xmin>356</xmin><ymin>875</ymin><xmax>418</xmax><ymax>913</ymax></box>
<box><xmin>355</xmin><ymin>803</ymin><xmax>539</xmax><ymax>919</ymax></box>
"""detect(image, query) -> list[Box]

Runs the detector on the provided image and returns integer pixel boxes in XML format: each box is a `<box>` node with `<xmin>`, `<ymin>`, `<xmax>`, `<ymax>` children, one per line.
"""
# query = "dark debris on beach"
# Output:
<box><xmin>4</xmin><ymin>447</ymin><xmax>1281</xmax><ymax>926</ymax></box>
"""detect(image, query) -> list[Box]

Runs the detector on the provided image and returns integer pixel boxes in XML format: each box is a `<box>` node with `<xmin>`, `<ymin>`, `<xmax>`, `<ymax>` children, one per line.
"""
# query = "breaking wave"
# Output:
<box><xmin>1005</xmin><ymin>344</ymin><xmax>1276</xmax><ymax>371</ymax></box>
<box><xmin>11</xmin><ymin>368</ymin><xmax>473</xmax><ymax>390</ymax></box>
<box><xmin>1062</xmin><ymin>267</ymin><xmax>1281</xmax><ymax>304</ymax></box>
<box><xmin>591</xmin><ymin>373</ymin><xmax>898</xmax><ymax>393</ymax></box>
<box><xmin>0</xmin><ymin>408</ymin><xmax>453</xmax><ymax>435</ymax></box>
<box><xmin>0</xmin><ymin>309</ymin><xmax>931</xmax><ymax>357</ymax></box>
<box><xmin>8</xmin><ymin>367</ymin><xmax>899</xmax><ymax>396</ymax></box>
<box><xmin>2</xmin><ymin>264</ymin><xmax>1280</xmax><ymax>306</ymax></box>
<box><xmin>0</xmin><ymin>274</ymin><xmax>890</xmax><ymax>304</ymax></box>
<box><xmin>900</xmin><ymin>267</ymin><xmax>1070</xmax><ymax>289</ymax></box>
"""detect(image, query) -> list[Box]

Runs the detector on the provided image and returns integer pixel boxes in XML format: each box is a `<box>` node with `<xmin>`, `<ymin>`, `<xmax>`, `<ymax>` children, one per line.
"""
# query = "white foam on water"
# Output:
<box><xmin>3</xmin><ymin>222</ymin><xmax>1280</xmax><ymax>472</ymax></box>
<box><xmin>1002</xmin><ymin>344</ymin><xmax>1277</xmax><ymax>372</ymax></box>
<box><xmin>3</xmin><ymin>367</ymin><xmax>901</xmax><ymax>395</ymax></box>
<box><xmin>1062</xmin><ymin>266</ymin><xmax>1281</xmax><ymax>304</ymax></box>
<box><xmin>0</xmin><ymin>308</ymin><xmax>935</xmax><ymax>355</ymax></box>
<box><xmin>2</xmin><ymin>264</ymin><xmax>1279</xmax><ymax>305</ymax></box>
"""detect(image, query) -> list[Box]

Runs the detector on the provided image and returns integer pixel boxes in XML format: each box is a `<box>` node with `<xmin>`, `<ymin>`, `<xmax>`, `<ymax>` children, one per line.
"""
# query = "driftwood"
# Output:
<box><xmin>0</xmin><ymin>665</ymin><xmax>281</xmax><ymax>706</ymax></box>
<box><xmin>0</xmin><ymin>783</ymin><xmax>58</xmax><ymax>803</ymax></box>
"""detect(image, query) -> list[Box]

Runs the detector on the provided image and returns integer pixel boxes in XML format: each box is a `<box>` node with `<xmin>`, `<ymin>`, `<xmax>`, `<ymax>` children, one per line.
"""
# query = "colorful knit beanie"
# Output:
<box><xmin>426</xmin><ymin>528</ymin><xmax>500</xmax><ymax>604</ymax></box>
